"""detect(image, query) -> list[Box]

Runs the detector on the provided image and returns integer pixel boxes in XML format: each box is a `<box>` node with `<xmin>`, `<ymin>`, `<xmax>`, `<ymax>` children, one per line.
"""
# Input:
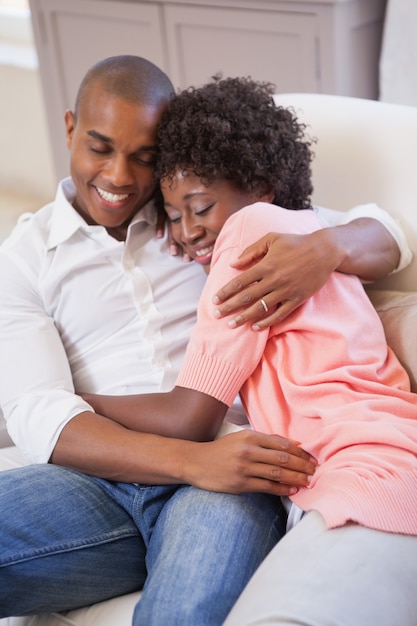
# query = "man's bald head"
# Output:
<box><xmin>75</xmin><ymin>55</ymin><xmax>175</xmax><ymax>116</ymax></box>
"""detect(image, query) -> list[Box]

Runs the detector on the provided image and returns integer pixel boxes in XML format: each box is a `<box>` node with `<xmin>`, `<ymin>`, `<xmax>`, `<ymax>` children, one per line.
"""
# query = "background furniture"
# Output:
<box><xmin>379</xmin><ymin>0</ymin><xmax>417</xmax><ymax>106</ymax></box>
<box><xmin>28</xmin><ymin>0</ymin><xmax>387</xmax><ymax>181</ymax></box>
<box><xmin>1</xmin><ymin>92</ymin><xmax>416</xmax><ymax>626</ymax></box>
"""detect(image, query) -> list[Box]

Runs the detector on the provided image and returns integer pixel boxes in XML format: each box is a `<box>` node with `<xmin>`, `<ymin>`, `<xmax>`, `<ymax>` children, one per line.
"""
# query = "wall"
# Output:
<box><xmin>0</xmin><ymin>8</ymin><xmax>56</xmax><ymax>198</ymax></box>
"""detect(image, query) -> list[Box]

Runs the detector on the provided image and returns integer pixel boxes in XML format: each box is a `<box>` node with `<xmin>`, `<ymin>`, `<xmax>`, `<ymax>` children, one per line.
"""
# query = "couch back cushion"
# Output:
<box><xmin>274</xmin><ymin>93</ymin><xmax>417</xmax><ymax>293</ymax></box>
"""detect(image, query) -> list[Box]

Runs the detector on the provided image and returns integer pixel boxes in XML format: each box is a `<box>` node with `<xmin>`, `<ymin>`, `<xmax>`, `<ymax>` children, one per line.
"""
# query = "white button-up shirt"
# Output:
<box><xmin>0</xmin><ymin>178</ymin><xmax>206</xmax><ymax>463</ymax></box>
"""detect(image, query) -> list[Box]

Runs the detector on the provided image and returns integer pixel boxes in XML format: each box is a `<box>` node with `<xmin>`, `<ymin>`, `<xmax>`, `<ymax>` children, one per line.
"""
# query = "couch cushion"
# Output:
<box><xmin>0</xmin><ymin>408</ymin><xmax>13</xmax><ymax>448</ymax></box>
<box><xmin>367</xmin><ymin>289</ymin><xmax>417</xmax><ymax>392</ymax></box>
<box><xmin>1</xmin><ymin>595</ymin><xmax>141</xmax><ymax>626</ymax></box>
<box><xmin>0</xmin><ymin>446</ymin><xmax>29</xmax><ymax>470</ymax></box>
<box><xmin>20</xmin><ymin>592</ymin><xmax>141</xmax><ymax>626</ymax></box>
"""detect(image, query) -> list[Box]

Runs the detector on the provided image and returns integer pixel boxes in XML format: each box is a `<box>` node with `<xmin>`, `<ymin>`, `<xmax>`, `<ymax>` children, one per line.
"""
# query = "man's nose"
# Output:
<box><xmin>103</xmin><ymin>155</ymin><xmax>134</xmax><ymax>187</ymax></box>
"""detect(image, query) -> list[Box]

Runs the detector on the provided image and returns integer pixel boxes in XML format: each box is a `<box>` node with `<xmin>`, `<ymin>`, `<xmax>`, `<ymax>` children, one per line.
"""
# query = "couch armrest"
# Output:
<box><xmin>368</xmin><ymin>290</ymin><xmax>417</xmax><ymax>393</ymax></box>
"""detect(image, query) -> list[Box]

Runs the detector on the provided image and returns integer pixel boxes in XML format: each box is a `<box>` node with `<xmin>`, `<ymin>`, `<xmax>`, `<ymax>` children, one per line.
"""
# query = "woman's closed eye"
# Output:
<box><xmin>195</xmin><ymin>203</ymin><xmax>215</xmax><ymax>216</ymax></box>
<box><xmin>166</xmin><ymin>204</ymin><xmax>215</xmax><ymax>224</ymax></box>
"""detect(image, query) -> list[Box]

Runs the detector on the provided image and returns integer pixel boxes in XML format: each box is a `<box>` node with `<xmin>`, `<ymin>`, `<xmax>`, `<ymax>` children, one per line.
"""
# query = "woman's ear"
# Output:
<box><xmin>258</xmin><ymin>190</ymin><xmax>275</xmax><ymax>204</ymax></box>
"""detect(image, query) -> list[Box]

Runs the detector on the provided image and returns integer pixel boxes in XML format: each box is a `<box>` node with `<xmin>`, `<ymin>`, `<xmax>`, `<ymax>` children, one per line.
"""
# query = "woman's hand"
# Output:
<box><xmin>182</xmin><ymin>429</ymin><xmax>317</xmax><ymax>496</ymax></box>
<box><xmin>213</xmin><ymin>230</ymin><xmax>342</xmax><ymax>330</ymax></box>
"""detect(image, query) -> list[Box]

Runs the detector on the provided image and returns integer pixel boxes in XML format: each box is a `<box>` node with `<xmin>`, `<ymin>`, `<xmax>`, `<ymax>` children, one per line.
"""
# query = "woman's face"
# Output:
<box><xmin>161</xmin><ymin>171</ymin><xmax>261</xmax><ymax>271</ymax></box>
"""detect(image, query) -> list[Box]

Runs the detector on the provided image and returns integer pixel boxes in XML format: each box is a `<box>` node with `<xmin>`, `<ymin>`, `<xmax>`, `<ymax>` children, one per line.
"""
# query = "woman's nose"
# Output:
<box><xmin>181</xmin><ymin>217</ymin><xmax>204</xmax><ymax>243</ymax></box>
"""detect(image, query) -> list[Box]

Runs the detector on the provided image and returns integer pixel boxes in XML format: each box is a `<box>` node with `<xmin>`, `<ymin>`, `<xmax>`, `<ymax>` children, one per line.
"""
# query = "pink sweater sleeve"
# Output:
<box><xmin>176</xmin><ymin>203</ymin><xmax>324</xmax><ymax>404</ymax></box>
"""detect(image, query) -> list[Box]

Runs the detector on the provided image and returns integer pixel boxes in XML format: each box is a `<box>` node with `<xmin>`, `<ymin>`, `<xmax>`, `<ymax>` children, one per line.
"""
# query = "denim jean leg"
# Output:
<box><xmin>0</xmin><ymin>464</ymin><xmax>147</xmax><ymax>617</ymax></box>
<box><xmin>134</xmin><ymin>486</ymin><xmax>286</xmax><ymax>626</ymax></box>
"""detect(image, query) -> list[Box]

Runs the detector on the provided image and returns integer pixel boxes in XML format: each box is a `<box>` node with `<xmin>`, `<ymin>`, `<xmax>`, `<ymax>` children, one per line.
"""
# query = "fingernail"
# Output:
<box><xmin>252</xmin><ymin>324</ymin><xmax>261</xmax><ymax>331</ymax></box>
<box><xmin>170</xmin><ymin>245</ymin><xmax>178</xmax><ymax>256</ymax></box>
<box><xmin>228</xmin><ymin>319</ymin><xmax>237</xmax><ymax>329</ymax></box>
<box><xmin>212</xmin><ymin>295</ymin><xmax>220</xmax><ymax>304</ymax></box>
<box><xmin>214</xmin><ymin>309</ymin><xmax>221</xmax><ymax>318</ymax></box>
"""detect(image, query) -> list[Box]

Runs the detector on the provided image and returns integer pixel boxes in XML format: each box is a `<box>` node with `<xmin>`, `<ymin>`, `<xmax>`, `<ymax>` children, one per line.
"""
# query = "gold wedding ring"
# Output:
<box><xmin>260</xmin><ymin>298</ymin><xmax>268</xmax><ymax>313</ymax></box>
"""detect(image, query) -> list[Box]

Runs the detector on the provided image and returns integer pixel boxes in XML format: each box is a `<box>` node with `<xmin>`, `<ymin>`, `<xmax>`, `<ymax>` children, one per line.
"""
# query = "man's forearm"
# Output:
<box><xmin>329</xmin><ymin>218</ymin><xmax>400</xmax><ymax>281</ymax></box>
<box><xmin>50</xmin><ymin>410</ymin><xmax>198</xmax><ymax>484</ymax></box>
<box><xmin>50</xmin><ymin>411</ymin><xmax>317</xmax><ymax>496</ymax></box>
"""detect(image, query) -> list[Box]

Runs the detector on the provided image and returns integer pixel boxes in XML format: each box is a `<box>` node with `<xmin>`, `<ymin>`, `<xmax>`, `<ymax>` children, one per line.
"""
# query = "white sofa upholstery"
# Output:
<box><xmin>1</xmin><ymin>93</ymin><xmax>416</xmax><ymax>625</ymax></box>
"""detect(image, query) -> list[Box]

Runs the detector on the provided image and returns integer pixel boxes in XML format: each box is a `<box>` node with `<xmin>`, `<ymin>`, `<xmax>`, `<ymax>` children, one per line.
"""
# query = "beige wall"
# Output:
<box><xmin>0</xmin><ymin>9</ymin><xmax>55</xmax><ymax>198</ymax></box>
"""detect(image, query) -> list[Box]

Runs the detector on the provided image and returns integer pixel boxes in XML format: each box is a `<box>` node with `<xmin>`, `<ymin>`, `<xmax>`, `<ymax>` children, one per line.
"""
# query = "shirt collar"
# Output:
<box><xmin>47</xmin><ymin>177</ymin><xmax>157</xmax><ymax>250</ymax></box>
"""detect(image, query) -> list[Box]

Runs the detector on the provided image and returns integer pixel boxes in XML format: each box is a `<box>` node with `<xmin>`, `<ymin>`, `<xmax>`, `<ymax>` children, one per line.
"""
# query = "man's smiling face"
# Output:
<box><xmin>65</xmin><ymin>83</ymin><xmax>165</xmax><ymax>240</ymax></box>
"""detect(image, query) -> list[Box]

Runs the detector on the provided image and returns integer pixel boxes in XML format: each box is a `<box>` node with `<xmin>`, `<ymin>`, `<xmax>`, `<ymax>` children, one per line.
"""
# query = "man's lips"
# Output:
<box><xmin>95</xmin><ymin>186</ymin><xmax>131</xmax><ymax>204</ymax></box>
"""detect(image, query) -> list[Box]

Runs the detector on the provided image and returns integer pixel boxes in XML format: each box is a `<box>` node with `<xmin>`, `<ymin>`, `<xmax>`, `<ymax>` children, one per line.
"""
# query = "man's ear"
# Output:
<box><xmin>64</xmin><ymin>110</ymin><xmax>75</xmax><ymax>151</ymax></box>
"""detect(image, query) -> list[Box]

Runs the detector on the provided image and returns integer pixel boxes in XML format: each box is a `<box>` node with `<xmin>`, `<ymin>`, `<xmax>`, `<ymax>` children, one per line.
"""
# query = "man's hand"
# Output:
<box><xmin>182</xmin><ymin>429</ymin><xmax>317</xmax><ymax>496</ymax></box>
<box><xmin>213</xmin><ymin>231</ymin><xmax>342</xmax><ymax>330</ymax></box>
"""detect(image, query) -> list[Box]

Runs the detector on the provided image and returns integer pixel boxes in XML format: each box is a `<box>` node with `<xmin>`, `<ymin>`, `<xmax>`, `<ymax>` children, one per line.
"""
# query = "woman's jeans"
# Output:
<box><xmin>224</xmin><ymin>510</ymin><xmax>417</xmax><ymax>626</ymax></box>
<box><xmin>0</xmin><ymin>463</ymin><xmax>285</xmax><ymax>625</ymax></box>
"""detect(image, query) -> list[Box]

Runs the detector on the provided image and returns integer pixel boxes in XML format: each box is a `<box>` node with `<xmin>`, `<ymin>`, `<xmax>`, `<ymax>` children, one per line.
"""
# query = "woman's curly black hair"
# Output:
<box><xmin>156</xmin><ymin>75</ymin><xmax>315</xmax><ymax>210</ymax></box>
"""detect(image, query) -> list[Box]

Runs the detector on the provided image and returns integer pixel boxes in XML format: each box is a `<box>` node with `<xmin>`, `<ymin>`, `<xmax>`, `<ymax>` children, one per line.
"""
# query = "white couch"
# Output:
<box><xmin>1</xmin><ymin>93</ymin><xmax>416</xmax><ymax>625</ymax></box>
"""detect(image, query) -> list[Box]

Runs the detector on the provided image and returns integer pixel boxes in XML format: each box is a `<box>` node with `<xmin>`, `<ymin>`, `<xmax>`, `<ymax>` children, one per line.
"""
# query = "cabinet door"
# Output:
<box><xmin>29</xmin><ymin>0</ymin><xmax>167</xmax><ymax>181</ymax></box>
<box><xmin>164</xmin><ymin>4</ymin><xmax>320</xmax><ymax>92</ymax></box>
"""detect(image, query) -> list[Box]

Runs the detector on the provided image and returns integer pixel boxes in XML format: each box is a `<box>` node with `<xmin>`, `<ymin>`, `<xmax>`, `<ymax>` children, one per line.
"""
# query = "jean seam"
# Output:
<box><xmin>1</xmin><ymin>527</ymin><xmax>140</xmax><ymax>566</ymax></box>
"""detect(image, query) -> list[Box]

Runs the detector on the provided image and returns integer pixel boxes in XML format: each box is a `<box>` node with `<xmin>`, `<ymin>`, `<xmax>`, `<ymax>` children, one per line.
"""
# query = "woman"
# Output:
<box><xmin>85</xmin><ymin>76</ymin><xmax>417</xmax><ymax>626</ymax></box>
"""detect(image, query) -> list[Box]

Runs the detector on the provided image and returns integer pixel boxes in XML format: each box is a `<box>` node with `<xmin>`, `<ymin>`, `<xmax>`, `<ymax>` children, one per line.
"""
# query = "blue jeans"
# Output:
<box><xmin>0</xmin><ymin>464</ymin><xmax>285</xmax><ymax>625</ymax></box>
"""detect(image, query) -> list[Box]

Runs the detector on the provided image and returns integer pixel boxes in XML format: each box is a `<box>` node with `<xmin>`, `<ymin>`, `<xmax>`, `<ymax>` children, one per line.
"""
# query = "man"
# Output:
<box><xmin>0</xmin><ymin>56</ymin><xmax>408</xmax><ymax>624</ymax></box>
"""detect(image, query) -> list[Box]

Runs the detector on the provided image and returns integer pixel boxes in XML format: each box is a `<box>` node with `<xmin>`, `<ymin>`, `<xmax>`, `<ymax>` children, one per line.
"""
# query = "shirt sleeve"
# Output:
<box><xmin>0</xmin><ymin>248</ymin><xmax>93</xmax><ymax>463</ymax></box>
<box><xmin>315</xmin><ymin>203</ymin><xmax>413</xmax><ymax>273</ymax></box>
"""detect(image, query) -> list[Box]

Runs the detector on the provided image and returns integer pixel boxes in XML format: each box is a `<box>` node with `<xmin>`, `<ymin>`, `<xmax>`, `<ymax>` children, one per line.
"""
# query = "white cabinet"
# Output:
<box><xmin>163</xmin><ymin>5</ymin><xmax>319</xmax><ymax>92</ymax></box>
<box><xmin>29</xmin><ymin>0</ymin><xmax>387</xmax><ymax>182</ymax></box>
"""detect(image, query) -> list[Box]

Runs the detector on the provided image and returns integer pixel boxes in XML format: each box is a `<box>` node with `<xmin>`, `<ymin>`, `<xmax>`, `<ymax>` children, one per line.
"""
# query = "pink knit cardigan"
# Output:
<box><xmin>177</xmin><ymin>203</ymin><xmax>417</xmax><ymax>534</ymax></box>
